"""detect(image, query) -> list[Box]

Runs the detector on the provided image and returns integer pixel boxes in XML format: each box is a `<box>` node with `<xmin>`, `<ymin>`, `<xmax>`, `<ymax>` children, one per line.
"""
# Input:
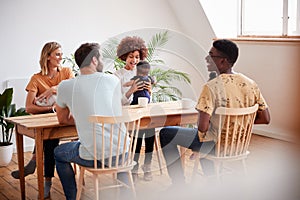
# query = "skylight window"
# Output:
<box><xmin>199</xmin><ymin>0</ymin><xmax>300</xmax><ymax>38</ymax></box>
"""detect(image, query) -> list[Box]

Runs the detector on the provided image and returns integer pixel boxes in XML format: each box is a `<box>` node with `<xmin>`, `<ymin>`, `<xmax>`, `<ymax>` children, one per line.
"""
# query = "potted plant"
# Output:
<box><xmin>63</xmin><ymin>30</ymin><xmax>191</xmax><ymax>102</ymax></box>
<box><xmin>102</xmin><ymin>30</ymin><xmax>191</xmax><ymax>102</ymax></box>
<box><xmin>0</xmin><ymin>88</ymin><xmax>28</xmax><ymax>166</ymax></box>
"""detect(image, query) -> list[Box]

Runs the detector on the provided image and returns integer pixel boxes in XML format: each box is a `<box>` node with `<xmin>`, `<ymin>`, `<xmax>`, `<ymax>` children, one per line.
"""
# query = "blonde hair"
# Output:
<box><xmin>39</xmin><ymin>42</ymin><xmax>61</xmax><ymax>75</ymax></box>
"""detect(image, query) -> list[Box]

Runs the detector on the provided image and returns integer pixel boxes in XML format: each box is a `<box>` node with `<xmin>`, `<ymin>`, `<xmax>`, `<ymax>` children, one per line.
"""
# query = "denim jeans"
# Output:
<box><xmin>159</xmin><ymin>126</ymin><xmax>215</xmax><ymax>184</ymax></box>
<box><xmin>54</xmin><ymin>141</ymin><xmax>129</xmax><ymax>200</ymax></box>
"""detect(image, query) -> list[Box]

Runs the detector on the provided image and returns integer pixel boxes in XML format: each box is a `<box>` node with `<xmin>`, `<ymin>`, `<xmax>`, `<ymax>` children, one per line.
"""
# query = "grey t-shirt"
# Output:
<box><xmin>56</xmin><ymin>72</ymin><xmax>126</xmax><ymax>160</ymax></box>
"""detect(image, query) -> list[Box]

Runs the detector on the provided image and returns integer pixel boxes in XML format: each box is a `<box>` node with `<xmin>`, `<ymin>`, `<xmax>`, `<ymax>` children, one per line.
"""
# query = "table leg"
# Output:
<box><xmin>179</xmin><ymin>146</ymin><xmax>186</xmax><ymax>171</ymax></box>
<box><xmin>15</xmin><ymin>126</ymin><xmax>25</xmax><ymax>200</ymax></box>
<box><xmin>35</xmin><ymin>129</ymin><xmax>44</xmax><ymax>200</ymax></box>
<box><xmin>154</xmin><ymin>132</ymin><xmax>163</xmax><ymax>175</ymax></box>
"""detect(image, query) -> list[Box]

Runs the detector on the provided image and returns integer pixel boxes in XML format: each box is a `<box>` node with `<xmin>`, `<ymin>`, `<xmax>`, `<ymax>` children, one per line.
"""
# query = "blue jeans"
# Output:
<box><xmin>159</xmin><ymin>126</ymin><xmax>215</xmax><ymax>184</ymax></box>
<box><xmin>54</xmin><ymin>141</ymin><xmax>129</xmax><ymax>200</ymax></box>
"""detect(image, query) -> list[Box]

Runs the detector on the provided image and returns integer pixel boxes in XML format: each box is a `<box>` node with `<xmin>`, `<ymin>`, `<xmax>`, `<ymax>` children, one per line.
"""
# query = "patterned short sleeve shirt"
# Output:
<box><xmin>196</xmin><ymin>73</ymin><xmax>268</xmax><ymax>141</ymax></box>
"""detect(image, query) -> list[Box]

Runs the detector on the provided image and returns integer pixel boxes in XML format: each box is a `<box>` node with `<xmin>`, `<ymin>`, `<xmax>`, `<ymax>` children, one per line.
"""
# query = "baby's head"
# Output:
<box><xmin>136</xmin><ymin>61</ymin><xmax>151</xmax><ymax>76</ymax></box>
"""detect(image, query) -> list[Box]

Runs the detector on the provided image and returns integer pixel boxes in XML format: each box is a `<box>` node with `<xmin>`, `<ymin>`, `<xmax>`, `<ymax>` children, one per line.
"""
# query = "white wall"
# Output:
<box><xmin>234</xmin><ymin>40</ymin><xmax>300</xmax><ymax>142</ymax></box>
<box><xmin>166</xmin><ymin>0</ymin><xmax>300</xmax><ymax>142</ymax></box>
<box><xmin>0</xmin><ymin>0</ymin><xmax>186</xmax><ymax>91</ymax></box>
<box><xmin>0</xmin><ymin>0</ymin><xmax>215</xmax><ymax>95</ymax></box>
<box><xmin>0</xmin><ymin>0</ymin><xmax>216</xmax><ymax>151</ymax></box>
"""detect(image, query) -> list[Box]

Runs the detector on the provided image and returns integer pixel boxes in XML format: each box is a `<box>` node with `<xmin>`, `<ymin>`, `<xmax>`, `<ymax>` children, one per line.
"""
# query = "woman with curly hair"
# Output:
<box><xmin>114</xmin><ymin>36</ymin><xmax>155</xmax><ymax>181</ymax></box>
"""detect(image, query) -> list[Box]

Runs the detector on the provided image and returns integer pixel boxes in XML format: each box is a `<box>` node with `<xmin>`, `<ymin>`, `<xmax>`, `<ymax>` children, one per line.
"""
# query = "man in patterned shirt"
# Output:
<box><xmin>159</xmin><ymin>39</ymin><xmax>271</xmax><ymax>186</ymax></box>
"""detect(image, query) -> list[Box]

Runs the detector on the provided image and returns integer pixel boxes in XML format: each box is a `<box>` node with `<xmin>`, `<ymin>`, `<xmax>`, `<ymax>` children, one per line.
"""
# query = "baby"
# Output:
<box><xmin>124</xmin><ymin>61</ymin><xmax>155</xmax><ymax>105</ymax></box>
<box><xmin>35</xmin><ymin>95</ymin><xmax>56</xmax><ymax>107</ymax></box>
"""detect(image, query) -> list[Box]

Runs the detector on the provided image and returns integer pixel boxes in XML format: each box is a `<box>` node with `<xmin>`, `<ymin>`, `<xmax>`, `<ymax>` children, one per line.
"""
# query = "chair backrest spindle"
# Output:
<box><xmin>89</xmin><ymin>113</ymin><xmax>142</xmax><ymax>170</ymax></box>
<box><xmin>215</xmin><ymin>104</ymin><xmax>258</xmax><ymax>158</ymax></box>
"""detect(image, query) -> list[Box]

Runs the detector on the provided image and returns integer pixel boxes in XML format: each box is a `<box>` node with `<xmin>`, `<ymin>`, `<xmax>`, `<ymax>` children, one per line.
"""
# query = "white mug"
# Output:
<box><xmin>138</xmin><ymin>97</ymin><xmax>149</xmax><ymax>107</ymax></box>
<box><xmin>181</xmin><ymin>98</ymin><xmax>194</xmax><ymax>109</ymax></box>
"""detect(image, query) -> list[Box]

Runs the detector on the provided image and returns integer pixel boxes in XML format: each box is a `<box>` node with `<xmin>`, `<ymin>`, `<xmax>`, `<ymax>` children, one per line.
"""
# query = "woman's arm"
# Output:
<box><xmin>36</xmin><ymin>86</ymin><xmax>57</xmax><ymax>102</ymax></box>
<box><xmin>25</xmin><ymin>91</ymin><xmax>54</xmax><ymax>114</ymax></box>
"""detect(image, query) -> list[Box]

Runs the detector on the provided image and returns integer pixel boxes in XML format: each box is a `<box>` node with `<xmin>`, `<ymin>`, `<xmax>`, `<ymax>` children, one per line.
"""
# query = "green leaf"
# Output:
<box><xmin>147</xmin><ymin>30</ymin><xmax>169</xmax><ymax>64</ymax></box>
<box><xmin>62</xmin><ymin>30</ymin><xmax>191</xmax><ymax>103</ymax></box>
<box><xmin>0</xmin><ymin>88</ymin><xmax>13</xmax><ymax>116</ymax></box>
<box><xmin>0</xmin><ymin>88</ymin><xmax>29</xmax><ymax>144</ymax></box>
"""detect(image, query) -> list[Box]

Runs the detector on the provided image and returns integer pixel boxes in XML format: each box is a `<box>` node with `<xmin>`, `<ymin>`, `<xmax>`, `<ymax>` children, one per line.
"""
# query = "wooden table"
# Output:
<box><xmin>6</xmin><ymin>101</ymin><xmax>198</xmax><ymax>200</ymax></box>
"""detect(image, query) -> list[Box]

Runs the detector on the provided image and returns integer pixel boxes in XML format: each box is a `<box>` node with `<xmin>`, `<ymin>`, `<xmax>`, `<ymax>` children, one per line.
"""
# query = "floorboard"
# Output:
<box><xmin>0</xmin><ymin>134</ymin><xmax>299</xmax><ymax>200</ymax></box>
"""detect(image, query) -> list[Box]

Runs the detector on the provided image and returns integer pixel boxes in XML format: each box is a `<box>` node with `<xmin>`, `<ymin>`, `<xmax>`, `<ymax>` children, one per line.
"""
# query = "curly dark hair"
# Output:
<box><xmin>117</xmin><ymin>36</ymin><xmax>148</xmax><ymax>61</ymax></box>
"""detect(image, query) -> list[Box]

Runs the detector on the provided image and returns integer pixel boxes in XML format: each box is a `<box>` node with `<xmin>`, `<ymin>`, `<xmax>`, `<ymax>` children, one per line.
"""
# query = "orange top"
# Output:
<box><xmin>26</xmin><ymin>67</ymin><xmax>74</xmax><ymax>96</ymax></box>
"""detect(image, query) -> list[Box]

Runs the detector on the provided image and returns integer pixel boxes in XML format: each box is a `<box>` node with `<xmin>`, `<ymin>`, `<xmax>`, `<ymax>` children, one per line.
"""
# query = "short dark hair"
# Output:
<box><xmin>136</xmin><ymin>60</ymin><xmax>150</xmax><ymax>72</ymax></box>
<box><xmin>117</xmin><ymin>36</ymin><xmax>148</xmax><ymax>61</ymax></box>
<box><xmin>213</xmin><ymin>39</ymin><xmax>239</xmax><ymax>65</ymax></box>
<box><xmin>74</xmin><ymin>43</ymin><xmax>100</xmax><ymax>68</ymax></box>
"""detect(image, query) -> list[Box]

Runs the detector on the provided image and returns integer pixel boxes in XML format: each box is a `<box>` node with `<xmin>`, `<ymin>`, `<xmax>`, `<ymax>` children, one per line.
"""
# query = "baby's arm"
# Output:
<box><xmin>149</xmin><ymin>76</ymin><xmax>157</xmax><ymax>85</ymax></box>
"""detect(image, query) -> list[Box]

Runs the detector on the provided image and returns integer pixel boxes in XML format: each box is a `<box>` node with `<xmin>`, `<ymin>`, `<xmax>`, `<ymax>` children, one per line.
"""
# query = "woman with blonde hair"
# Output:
<box><xmin>11</xmin><ymin>41</ymin><xmax>74</xmax><ymax>199</ymax></box>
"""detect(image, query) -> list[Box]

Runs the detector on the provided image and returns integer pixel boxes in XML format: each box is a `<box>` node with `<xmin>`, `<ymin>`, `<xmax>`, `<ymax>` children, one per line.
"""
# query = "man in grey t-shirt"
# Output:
<box><xmin>54</xmin><ymin>43</ymin><xmax>126</xmax><ymax>200</ymax></box>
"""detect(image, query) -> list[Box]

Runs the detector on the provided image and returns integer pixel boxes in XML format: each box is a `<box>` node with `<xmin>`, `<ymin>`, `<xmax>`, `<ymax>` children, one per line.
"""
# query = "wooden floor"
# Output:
<box><xmin>1</xmin><ymin>134</ymin><xmax>299</xmax><ymax>200</ymax></box>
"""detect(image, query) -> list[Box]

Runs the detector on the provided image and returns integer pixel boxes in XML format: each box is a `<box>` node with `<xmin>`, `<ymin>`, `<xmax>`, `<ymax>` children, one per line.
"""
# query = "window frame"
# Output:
<box><xmin>238</xmin><ymin>0</ymin><xmax>300</xmax><ymax>39</ymax></box>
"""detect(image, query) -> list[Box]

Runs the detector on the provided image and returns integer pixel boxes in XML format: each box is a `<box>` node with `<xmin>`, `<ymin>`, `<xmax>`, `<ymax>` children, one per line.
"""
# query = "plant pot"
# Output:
<box><xmin>0</xmin><ymin>143</ymin><xmax>13</xmax><ymax>166</ymax></box>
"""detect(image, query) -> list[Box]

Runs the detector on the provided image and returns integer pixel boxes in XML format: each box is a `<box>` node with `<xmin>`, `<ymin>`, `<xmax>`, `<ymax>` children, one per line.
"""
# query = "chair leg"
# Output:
<box><xmin>73</xmin><ymin>163</ymin><xmax>77</xmax><ymax>175</ymax></box>
<box><xmin>76</xmin><ymin>166</ymin><xmax>85</xmax><ymax>186</ymax></box>
<box><xmin>127</xmin><ymin>171</ymin><xmax>137</xmax><ymax>198</ymax></box>
<box><xmin>154</xmin><ymin>133</ymin><xmax>163</xmax><ymax>174</ymax></box>
<box><xmin>94</xmin><ymin>174</ymin><xmax>99</xmax><ymax>200</ymax></box>
<box><xmin>214</xmin><ymin>161</ymin><xmax>222</xmax><ymax>182</ymax></box>
<box><xmin>191</xmin><ymin>152</ymin><xmax>200</xmax><ymax>182</ymax></box>
<box><xmin>242</xmin><ymin>159</ymin><xmax>248</xmax><ymax>176</ymax></box>
<box><xmin>179</xmin><ymin>146</ymin><xmax>186</xmax><ymax>171</ymax></box>
<box><xmin>193</xmin><ymin>152</ymin><xmax>200</xmax><ymax>176</ymax></box>
<box><xmin>76</xmin><ymin>167</ymin><xmax>85</xmax><ymax>200</ymax></box>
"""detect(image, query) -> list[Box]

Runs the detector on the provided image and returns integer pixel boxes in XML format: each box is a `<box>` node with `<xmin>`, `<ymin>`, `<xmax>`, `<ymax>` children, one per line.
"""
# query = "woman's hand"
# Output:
<box><xmin>36</xmin><ymin>86</ymin><xmax>57</xmax><ymax>102</ymax></box>
<box><xmin>130</xmin><ymin>79</ymin><xmax>144</xmax><ymax>92</ymax></box>
<box><xmin>143</xmin><ymin>81</ymin><xmax>152</xmax><ymax>94</ymax></box>
<box><xmin>125</xmin><ymin>79</ymin><xmax>144</xmax><ymax>99</ymax></box>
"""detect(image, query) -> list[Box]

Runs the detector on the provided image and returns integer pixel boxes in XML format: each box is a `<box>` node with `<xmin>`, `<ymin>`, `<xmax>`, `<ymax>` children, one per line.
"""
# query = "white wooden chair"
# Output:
<box><xmin>193</xmin><ymin>104</ymin><xmax>259</xmax><ymax>180</ymax></box>
<box><xmin>76</xmin><ymin>113</ymin><xmax>142</xmax><ymax>200</ymax></box>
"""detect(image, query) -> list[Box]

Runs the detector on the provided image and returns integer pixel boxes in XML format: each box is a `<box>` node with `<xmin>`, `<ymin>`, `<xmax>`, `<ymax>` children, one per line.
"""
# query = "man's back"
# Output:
<box><xmin>197</xmin><ymin>73</ymin><xmax>268</xmax><ymax>141</ymax></box>
<box><xmin>207</xmin><ymin>73</ymin><xmax>267</xmax><ymax>108</ymax></box>
<box><xmin>56</xmin><ymin>72</ymin><xmax>123</xmax><ymax>160</ymax></box>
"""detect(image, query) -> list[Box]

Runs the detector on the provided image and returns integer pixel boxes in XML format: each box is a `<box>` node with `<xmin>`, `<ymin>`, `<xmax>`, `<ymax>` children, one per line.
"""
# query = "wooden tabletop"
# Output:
<box><xmin>6</xmin><ymin>100</ymin><xmax>198</xmax><ymax>129</ymax></box>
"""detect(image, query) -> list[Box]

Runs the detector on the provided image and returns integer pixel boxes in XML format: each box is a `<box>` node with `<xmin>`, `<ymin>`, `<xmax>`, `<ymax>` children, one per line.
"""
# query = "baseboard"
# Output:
<box><xmin>13</xmin><ymin>145</ymin><xmax>34</xmax><ymax>153</ymax></box>
<box><xmin>252</xmin><ymin>127</ymin><xmax>296</xmax><ymax>142</ymax></box>
<box><xmin>12</xmin><ymin>133</ymin><xmax>35</xmax><ymax>153</ymax></box>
